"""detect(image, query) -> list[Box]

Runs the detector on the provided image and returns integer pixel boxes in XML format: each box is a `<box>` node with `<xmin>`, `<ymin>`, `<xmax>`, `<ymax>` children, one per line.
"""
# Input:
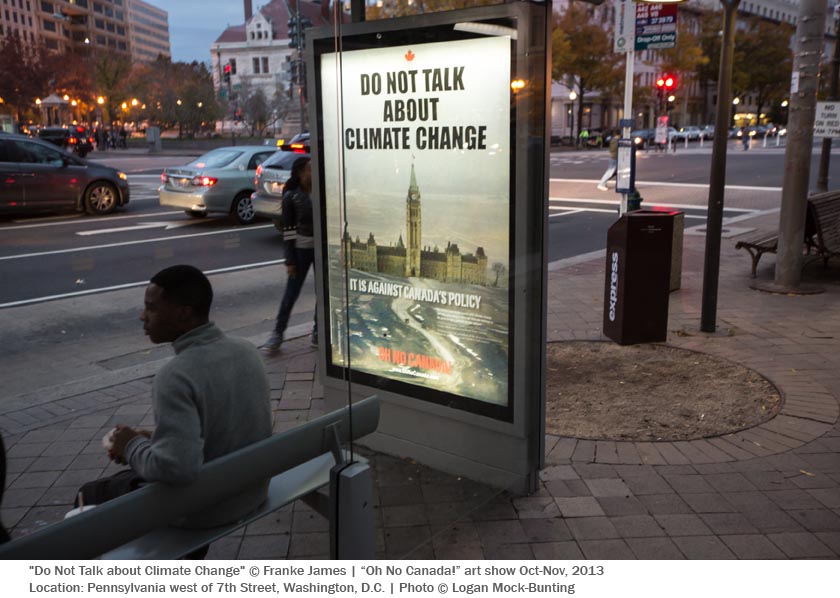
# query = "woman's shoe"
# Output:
<box><xmin>262</xmin><ymin>332</ymin><xmax>283</xmax><ymax>352</ymax></box>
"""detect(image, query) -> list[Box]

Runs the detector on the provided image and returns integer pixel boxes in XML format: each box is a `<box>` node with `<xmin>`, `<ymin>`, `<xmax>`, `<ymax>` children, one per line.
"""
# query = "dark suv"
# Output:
<box><xmin>280</xmin><ymin>131</ymin><xmax>310</xmax><ymax>154</ymax></box>
<box><xmin>38</xmin><ymin>126</ymin><xmax>94</xmax><ymax>158</ymax></box>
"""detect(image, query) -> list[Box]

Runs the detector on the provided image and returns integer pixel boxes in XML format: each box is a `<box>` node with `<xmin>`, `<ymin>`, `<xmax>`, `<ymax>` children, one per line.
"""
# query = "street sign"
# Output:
<box><xmin>655</xmin><ymin>115</ymin><xmax>669</xmax><ymax>145</ymax></box>
<box><xmin>814</xmin><ymin>102</ymin><xmax>840</xmax><ymax>138</ymax></box>
<box><xmin>616</xmin><ymin>139</ymin><xmax>636</xmax><ymax>194</ymax></box>
<box><xmin>635</xmin><ymin>3</ymin><xmax>677</xmax><ymax>51</ymax></box>
<box><xmin>614</xmin><ymin>0</ymin><xmax>637</xmax><ymax>53</ymax></box>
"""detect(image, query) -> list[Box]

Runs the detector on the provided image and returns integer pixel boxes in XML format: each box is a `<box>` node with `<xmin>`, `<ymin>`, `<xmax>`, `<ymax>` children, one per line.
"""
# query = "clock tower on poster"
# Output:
<box><xmin>405</xmin><ymin>163</ymin><xmax>422</xmax><ymax>277</ymax></box>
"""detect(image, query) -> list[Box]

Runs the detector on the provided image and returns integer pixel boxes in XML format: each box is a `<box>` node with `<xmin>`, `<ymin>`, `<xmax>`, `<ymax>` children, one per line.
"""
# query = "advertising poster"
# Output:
<box><xmin>320</xmin><ymin>35</ymin><xmax>511</xmax><ymax>411</ymax></box>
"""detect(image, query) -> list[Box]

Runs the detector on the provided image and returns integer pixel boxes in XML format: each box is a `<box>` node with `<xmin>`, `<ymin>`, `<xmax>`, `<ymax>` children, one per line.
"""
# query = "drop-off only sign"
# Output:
<box><xmin>635</xmin><ymin>3</ymin><xmax>677</xmax><ymax>51</ymax></box>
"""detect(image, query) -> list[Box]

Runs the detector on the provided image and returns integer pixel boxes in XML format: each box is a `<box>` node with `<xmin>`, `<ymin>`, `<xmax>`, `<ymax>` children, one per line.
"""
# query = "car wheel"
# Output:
<box><xmin>231</xmin><ymin>192</ymin><xmax>256</xmax><ymax>225</ymax></box>
<box><xmin>184</xmin><ymin>210</ymin><xmax>207</xmax><ymax>218</ymax></box>
<box><xmin>84</xmin><ymin>181</ymin><xmax>117</xmax><ymax>215</ymax></box>
<box><xmin>272</xmin><ymin>218</ymin><xmax>284</xmax><ymax>232</ymax></box>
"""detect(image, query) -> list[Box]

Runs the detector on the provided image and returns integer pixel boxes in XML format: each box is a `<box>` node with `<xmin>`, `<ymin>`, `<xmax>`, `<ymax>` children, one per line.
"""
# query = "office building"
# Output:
<box><xmin>127</xmin><ymin>0</ymin><xmax>170</xmax><ymax>63</ymax></box>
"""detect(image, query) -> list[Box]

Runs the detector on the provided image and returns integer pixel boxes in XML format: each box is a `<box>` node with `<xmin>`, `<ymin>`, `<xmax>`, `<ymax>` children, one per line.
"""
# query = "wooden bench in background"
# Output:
<box><xmin>735</xmin><ymin>190</ymin><xmax>840</xmax><ymax>277</ymax></box>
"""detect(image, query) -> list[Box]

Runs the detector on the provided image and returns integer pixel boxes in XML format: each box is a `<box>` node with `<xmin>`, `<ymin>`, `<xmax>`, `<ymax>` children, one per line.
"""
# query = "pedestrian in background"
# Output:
<box><xmin>578</xmin><ymin>128</ymin><xmax>590</xmax><ymax>149</ymax></box>
<box><xmin>263</xmin><ymin>157</ymin><xmax>317</xmax><ymax>351</ymax></box>
<box><xmin>741</xmin><ymin>127</ymin><xmax>750</xmax><ymax>151</ymax></box>
<box><xmin>597</xmin><ymin>129</ymin><xmax>620</xmax><ymax>191</ymax></box>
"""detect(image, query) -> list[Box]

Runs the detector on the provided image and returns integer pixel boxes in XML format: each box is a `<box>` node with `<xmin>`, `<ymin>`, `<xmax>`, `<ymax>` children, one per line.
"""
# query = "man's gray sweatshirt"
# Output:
<box><xmin>125</xmin><ymin>322</ymin><xmax>271</xmax><ymax>528</ymax></box>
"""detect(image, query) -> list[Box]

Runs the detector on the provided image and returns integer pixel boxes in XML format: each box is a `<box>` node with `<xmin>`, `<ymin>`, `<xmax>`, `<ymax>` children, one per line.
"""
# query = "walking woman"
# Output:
<box><xmin>264</xmin><ymin>156</ymin><xmax>317</xmax><ymax>351</ymax></box>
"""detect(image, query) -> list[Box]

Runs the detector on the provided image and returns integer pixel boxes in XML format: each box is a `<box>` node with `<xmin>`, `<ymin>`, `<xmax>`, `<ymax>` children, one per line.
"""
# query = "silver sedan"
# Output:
<box><xmin>159</xmin><ymin>146</ymin><xmax>276</xmax><ymax>224</ymax></box>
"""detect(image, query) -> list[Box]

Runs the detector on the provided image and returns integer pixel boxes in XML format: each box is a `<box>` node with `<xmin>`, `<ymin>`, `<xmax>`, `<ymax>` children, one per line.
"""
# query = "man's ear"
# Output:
<box><xmin>176</xmin><ymin>304</ymin><xmax>195</xmax><ymax>322</ymax></box>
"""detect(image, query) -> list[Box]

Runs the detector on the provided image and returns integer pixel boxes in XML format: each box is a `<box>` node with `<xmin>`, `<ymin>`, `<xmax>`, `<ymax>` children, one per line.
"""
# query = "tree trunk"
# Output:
<box><xmin>774</xmin><ymin>0</ymin><xmax>828</xmax><ymax>289</ymax></box>
<box><xmin>576</xmin><ymin>84</ymin><xmax>586</xmax><ymax>145</ymax></box>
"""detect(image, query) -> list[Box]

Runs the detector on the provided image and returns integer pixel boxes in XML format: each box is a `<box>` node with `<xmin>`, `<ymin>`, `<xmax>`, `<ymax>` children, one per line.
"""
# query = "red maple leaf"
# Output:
<box><xmin>405</xmin><ymin>50</ymin><xmax>415</xmax><ymax>62</ymax></box>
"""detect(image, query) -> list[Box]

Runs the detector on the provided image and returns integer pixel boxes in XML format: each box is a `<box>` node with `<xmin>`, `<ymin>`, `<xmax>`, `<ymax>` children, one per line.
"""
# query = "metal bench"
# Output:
<box><xmin>735</xmin><ymin>191</ymin><xmax>840</xmax><ymax>277</ymax></box>
<box><xmin>0</xmin><ymin>396</ymin><xmax>379</xmax><ymax>560</ymax></box>
<box><xmin>805</xmin><ymin>190</ymin><xmax>840</xmax><ymax>268</ymax></box>
<box><xmin>735</xmin><ymin>233</ymin><xmax>779</xmax><ymax>278</ymax></box>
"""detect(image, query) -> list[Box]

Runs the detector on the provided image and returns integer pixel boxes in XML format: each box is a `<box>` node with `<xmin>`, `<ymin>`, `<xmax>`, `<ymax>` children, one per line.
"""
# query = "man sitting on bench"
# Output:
<box><xmin>76</xmin><ymin>265</ymin><xmax>272</xmax><ymax>558</ymax></box>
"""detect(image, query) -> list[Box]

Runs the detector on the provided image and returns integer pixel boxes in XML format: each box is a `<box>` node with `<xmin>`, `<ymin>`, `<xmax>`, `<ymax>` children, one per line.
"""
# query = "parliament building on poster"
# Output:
<box><xmin>343</xmin><ymin>165</ymin><xmax>489</xmax><ymax>286</ymax></box>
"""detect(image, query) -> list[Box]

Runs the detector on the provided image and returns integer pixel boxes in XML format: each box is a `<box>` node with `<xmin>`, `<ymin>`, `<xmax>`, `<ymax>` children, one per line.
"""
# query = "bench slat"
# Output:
<box><xmin>101</xmin><ymin>452</ymin><xmax>359</xmax><ymax>560</ymax></box>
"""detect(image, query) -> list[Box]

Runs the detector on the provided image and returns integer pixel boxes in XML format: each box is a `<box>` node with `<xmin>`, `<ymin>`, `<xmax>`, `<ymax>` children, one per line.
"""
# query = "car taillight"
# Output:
<box><xmin>191</xmin><ymin>176</ymin><xmax>218</xmax><ymax>187</ymax></box>
<box><xmin>290</xmin><ymin>143</ymin><xmax>306</xmax><ymax>153</ymax></box>
<box><xmin>68</xmin><ymin>137</ymin><xmax>78</xmax><ymax>144</ymax></box>
<box><xmin>160</xmin><ymin>172</ymin><xmax>167</xmax><ymax>183</ymax></box>
<box><xmin>255</xmin><ymin>164</ymin><xmax>263</xmax><ymax>179</ymax></box>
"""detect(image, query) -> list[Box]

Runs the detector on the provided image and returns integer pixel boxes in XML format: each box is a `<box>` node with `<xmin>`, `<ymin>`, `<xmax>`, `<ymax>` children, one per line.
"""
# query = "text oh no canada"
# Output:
<box><xmin>344</xmin><ymin>66</ymin><xmax>489</xmax><ymax>151</ymax></box>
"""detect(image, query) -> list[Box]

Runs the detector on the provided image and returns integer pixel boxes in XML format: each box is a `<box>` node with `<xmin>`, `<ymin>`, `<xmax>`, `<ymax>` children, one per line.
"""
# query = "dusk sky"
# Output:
<box><xmin>161</xmin><ymin>1</ymin><xmax>248</xmax><ymax>64</ymax></box>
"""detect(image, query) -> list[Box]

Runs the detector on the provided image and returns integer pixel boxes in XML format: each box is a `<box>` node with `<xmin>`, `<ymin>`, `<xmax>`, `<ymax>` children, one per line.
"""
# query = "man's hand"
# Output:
<box><xmin>109</xmin><ymin>425</ymin><xmax>144</xmax><ymax>465</ymax></box>
<box><xmin>286</xmin><ymin>264</ymin><xmax>297</xmax><ymax>278</ymax></box>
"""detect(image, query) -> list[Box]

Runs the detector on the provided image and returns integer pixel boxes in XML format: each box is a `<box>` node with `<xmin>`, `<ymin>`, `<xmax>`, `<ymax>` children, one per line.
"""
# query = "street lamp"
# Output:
<box><xmin>639</xmin><ymin>0</ymin><xmax>740</xmax><ymax>331</ymax></box>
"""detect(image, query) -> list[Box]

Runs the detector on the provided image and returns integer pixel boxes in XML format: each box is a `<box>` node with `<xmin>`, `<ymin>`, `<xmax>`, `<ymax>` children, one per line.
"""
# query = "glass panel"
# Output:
<box><xmin>314</xmin><ymin>0</ymin><xmax>548</xmax><ymax>558</ymax></box>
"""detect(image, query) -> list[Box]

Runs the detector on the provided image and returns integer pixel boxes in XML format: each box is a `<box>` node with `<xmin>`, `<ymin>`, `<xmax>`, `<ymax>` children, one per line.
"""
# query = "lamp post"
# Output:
<box><xmin>569</xmin><ymin>90</ymin><xmax>577</xmax><ymax>145</ymax></box>
<box><xmin>816</xmin><ymin>4</ymin><xmax>840</xmax><ymax>192</ymax></box>
<box><xmin>638</xmin><ymin>0</ymin><xmax>737</xmax><ymax>331</ymax></box>
<box><xmin>699</xmin><ymin>0</ymin><xmax>740</xmax><ymax>332</ymax></box>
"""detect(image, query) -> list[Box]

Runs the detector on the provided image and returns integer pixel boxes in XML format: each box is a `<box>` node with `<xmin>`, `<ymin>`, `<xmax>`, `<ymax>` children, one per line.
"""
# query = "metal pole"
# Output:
<box><xmin>296</xmin><ymin>4</ymin><xmax>304</xmax><ymax>134</ymax></box>
<box><xmin>350</xmin><ymin>0</ymin><xmax>365</xmax><ymax>23</ymax></box>
<box><xmin>700</xmin><ymin>0</ymin><xmax>740</xmax><ymax>333</ymax></box>
<box><xmin>816</xmin><ymin>6</ymin><xmax>840</xmax><ymax>192</ymax></box>
<box><xmin>773</xmin><ymin>0</ymin><xmax>828</xmax><ymax>289</ymax></box>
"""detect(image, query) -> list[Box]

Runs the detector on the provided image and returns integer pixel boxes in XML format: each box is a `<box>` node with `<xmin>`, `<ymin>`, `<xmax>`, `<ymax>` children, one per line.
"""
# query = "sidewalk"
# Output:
<box><xmin>2</xmin><ymin>213</ymin><xmax>839</xmax><ymax>559</ymax></box>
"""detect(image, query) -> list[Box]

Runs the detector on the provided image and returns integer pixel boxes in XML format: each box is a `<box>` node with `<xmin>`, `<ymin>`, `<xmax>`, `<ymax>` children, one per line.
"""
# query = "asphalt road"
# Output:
<box><xmin>0</xmin><ymin>142</ymin><xmax>836</xmax><ymax>395</ymax></box>
<box><xmin>4</xmin><ymin>143</ymin><xmax>837</xmax><ymax>306</ymax></box>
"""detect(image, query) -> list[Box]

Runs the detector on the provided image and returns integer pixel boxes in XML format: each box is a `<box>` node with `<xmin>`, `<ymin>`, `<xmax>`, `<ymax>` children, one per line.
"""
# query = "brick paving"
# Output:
<box><xmin>1</xmin><ymin>206</ymin><xmax>839</xmax><ymax>560</ymax></box>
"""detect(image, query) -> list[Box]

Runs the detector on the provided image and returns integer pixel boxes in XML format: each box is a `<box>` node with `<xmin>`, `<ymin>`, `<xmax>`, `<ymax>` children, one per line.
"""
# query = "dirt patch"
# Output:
<box><xmin>546</xmin><ymin>341</ymin><xmax>782</xmax><ymax>441</ymax></box>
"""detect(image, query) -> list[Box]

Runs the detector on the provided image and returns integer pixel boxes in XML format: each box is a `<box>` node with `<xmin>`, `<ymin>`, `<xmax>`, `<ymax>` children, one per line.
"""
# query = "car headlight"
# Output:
<box><xmin>118</xmin><ymin>171</ymin><xmax>127</xmax><ymax>181</ymax></box>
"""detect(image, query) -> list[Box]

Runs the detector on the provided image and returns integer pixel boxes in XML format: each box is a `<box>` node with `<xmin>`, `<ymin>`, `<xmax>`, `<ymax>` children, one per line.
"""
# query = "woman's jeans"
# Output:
<box><xmin>274</xmin><ymin>247</ymin><xmax>316</xmax><ymax>336</ymax></box>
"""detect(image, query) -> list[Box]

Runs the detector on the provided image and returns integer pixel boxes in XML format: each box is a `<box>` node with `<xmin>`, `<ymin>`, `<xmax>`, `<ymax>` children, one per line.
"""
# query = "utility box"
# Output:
<box><xmin>146</xmin><ymin>126</ymin><xmax>161</xmax><ymax>154</ymax></box>
<box><xmin>603</xmin><ymin>210</ymin><xmax>677</xmax><ymax>345</ymax></box>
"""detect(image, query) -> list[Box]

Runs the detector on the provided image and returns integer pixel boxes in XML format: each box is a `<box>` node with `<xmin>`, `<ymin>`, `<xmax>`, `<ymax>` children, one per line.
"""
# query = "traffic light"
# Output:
<box><xmin>656</xmin><ymin>74</ymin><xmax>675</xmax><ymax>91</ymax></box>
<box><xmin>223</xmin><ymin>62</ymin><xmax>231</xmax><ymax>84</ymax></box>
<box><xmin>288</xmin><ymin>17</ymin><xmax>299</xmax><ymax>48</ymax></box>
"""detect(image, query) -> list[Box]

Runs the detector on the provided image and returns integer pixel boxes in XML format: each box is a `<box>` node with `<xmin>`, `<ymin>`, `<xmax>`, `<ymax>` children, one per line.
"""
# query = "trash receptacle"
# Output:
<box><xmin>603</xmin><ymin>210</ymin><xmax>678</xmax><ymax>345</ymax></box>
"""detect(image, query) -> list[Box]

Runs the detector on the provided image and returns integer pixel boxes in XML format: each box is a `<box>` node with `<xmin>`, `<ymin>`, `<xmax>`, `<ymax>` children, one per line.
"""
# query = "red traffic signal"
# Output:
<box><xmin>224</xmin><ymin>63</ymin><xmax>231</xmax><ymax>74</ymax></box>
<box><xmin>656</xmin><ymin>74</ymin><xmax>676</xmax><ymax>90</ymax></box>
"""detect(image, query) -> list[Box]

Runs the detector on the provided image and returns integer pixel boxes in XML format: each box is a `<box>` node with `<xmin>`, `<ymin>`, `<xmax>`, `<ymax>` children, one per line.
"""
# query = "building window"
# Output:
<box><xmin>253</xmin><ymin>56</ymin><xmax>260</xmax><ymax>73</ymax></box>
<box><xmin>262</xmin><ymin>56</ymin><xmax>269</xmax><ymax>73</ymax></box>
<box><xmin>230</xmin><ymin>58</ymin><xmax>237</xmax><ymax>74</ymax></box>
<box><xmin>40</xmin><ymin>1</ymin><xmax>51</xmax><ymax>11</ymax></box>
<box><xmin>42</xmin><ymin>18</ymin><xmax>56</xmax><ymax>31</ymax></box>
